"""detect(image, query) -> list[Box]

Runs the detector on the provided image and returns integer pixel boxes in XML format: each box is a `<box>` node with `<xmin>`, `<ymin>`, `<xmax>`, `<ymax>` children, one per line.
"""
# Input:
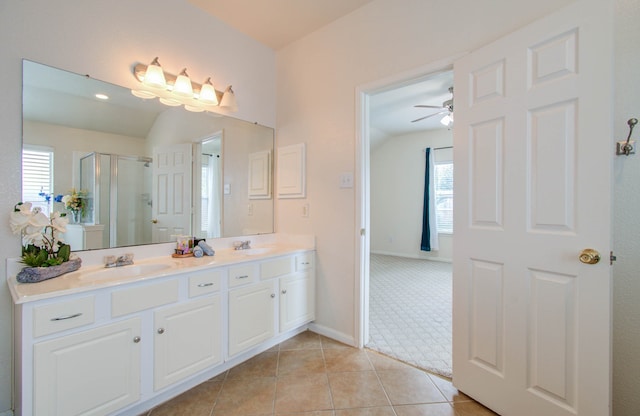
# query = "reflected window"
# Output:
<box><xmin>22</xmin><ymin>145</ymin><xmax>54</xmax><ymax>215</ymax></box>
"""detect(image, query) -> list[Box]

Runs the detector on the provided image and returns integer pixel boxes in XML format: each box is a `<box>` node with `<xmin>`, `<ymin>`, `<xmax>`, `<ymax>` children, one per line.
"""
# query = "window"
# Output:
<box><xmin>22</xmin><ymin>146</ymin><xmax>54</xmax><ymax>215</ymax></box>
<box><xmin>434</xmin><ymin>162</ymin><xmax>453</xmax><ymax>234</ymax></box>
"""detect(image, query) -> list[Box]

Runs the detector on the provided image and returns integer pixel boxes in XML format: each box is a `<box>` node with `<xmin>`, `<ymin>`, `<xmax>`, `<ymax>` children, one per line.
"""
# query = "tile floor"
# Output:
<box><xmin>144</xmin><ymin>331</ymin><xmax>498</xmax><ymax>416</ymax></box>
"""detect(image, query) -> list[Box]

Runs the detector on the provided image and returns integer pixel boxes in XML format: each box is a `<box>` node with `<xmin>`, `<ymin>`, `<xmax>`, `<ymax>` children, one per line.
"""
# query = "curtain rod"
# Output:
<box><xmin>423</xmin><ymin>146</ymin><xmax>453</xmax><ymax>152</ymax></box>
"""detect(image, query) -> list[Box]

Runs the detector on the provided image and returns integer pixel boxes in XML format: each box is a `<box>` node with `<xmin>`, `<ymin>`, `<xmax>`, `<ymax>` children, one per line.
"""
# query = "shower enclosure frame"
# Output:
<box><xmin>80</xmin><ymin>152</ymin><xmax>153</xmax><ymax>248</ymax></box>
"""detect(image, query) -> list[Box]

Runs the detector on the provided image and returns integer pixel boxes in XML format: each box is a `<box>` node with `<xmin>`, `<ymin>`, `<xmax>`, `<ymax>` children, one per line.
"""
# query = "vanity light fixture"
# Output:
<box><xmin>131</xmin><ymin>57</ymin><xmax>237</xmax><ymax>112</ymax></box>
<box><xmin>172</xmin><ymin>68</ymin><xmax>194</xmax><ymax>97</ymax></box>
<box><xmin>198</xmin><ymin>77</ymin><xmax>219</xmax><ymax>105</ymax></box>
<box><xmin>142</xmin><ymin>57</ymin><xmax>167</xmax><ymax>88</ymax></box>
<box><xmin>219</xmin><ymin>86</ymin><xmax>238</xmax><ymax>111</ymax></box>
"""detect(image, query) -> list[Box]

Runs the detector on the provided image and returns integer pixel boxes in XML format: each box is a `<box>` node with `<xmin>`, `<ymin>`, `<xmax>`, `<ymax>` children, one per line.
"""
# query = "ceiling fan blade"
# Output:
<box><xmin>414</xmin><ymin>104</ymin><xmax>444</xmax><ymax>109</ymax></box>
<box><xmin>411</xmin><ymin>110</ymin><xmax>447</xmax><ymax>123</ymax></box>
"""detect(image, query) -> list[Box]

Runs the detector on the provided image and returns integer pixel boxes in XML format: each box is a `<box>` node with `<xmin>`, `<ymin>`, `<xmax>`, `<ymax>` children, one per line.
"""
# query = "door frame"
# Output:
<box><xmin>355</xmin><ymin>55</ymin><xmax>462</xmax><ymax>348</ymax></box>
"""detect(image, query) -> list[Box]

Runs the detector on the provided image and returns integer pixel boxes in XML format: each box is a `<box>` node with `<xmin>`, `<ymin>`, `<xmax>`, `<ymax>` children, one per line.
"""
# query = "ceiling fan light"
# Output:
<box><xmin>440</xmin><ymin>114</ymin><xmax>453</xmax><ymax>126</ymax></box>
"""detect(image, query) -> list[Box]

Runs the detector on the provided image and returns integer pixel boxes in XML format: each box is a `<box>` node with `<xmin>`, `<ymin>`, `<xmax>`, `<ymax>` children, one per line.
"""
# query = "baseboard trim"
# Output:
<box><xmin>308</xmin><ymin>323</ymin><xmax>356</xmax><ymax>347</ymax></box>
<box><xmin>370</xmin><ymin>250</ymin><xmax>452</xmax><ymax>263</ymax></box>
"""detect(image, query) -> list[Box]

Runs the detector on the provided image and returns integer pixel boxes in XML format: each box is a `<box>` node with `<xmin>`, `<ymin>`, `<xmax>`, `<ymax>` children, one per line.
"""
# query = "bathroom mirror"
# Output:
<box><xmin>22</xmin><ymin>59</ymin><xmax>274</xmax><ymax>251</ymax></box>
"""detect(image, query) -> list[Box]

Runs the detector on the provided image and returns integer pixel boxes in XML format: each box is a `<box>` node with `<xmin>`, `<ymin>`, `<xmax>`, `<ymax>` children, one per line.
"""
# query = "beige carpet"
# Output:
<box><xmin>366</xmin><ymin>254</ymin><xmax>452</xmax><ymax>378</ymax></box>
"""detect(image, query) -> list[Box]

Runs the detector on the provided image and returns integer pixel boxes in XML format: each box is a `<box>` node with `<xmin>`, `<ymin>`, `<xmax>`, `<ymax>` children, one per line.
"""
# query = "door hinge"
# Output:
<box><xmin>610</xmin><ymin>251</ymin><xmax>617</xmax><ymax>265</ymax></box>
<box><xmin>360</xmin><ymin>228</ymin><xmax>366</xmax><ymax>236</ymax></box>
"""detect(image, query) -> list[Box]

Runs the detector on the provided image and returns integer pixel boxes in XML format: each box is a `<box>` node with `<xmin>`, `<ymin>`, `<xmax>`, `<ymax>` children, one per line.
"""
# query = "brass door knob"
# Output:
<box><xmin>579</xmin><ymin>248</ymin><xmax>600</xmax><ymax>264</ymax></box>
<box><xmin>151</xmin><ymin>219</ymin><xmax>158</xmax><ymax>224</ymax></box>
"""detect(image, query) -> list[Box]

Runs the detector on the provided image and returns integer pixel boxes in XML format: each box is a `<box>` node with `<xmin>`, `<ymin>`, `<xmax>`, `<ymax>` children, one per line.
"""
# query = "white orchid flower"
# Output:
<box><xmin>9</xmin><ymin>203</ymin><xmax>36</xmax><ymax>234</ymax></box>
<box><xmin>51</xmin><ymin>212</ymin><xmax>69</xmax><ymax>233</ymax></box>
<box><xmin>9</xmin><ymin>211</ymin><xmax>31</xmax><ymax>234</ymax></box>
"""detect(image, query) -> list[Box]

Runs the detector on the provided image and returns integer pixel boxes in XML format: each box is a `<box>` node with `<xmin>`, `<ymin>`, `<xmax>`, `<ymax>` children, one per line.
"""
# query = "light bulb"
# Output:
<box><xmin>173</xmin><ymin>68</ymin><xmax>194</xmax><ymax>97</ymax></box>
<box><xmin>440</xmin><ymin>113</ymin><xmax>453</xmax><ymax>126</ymax></box>
<box><xmin>219</xmin><ymin>86</ymin><xmax>238</xmax><ymax>111</ymax></box>
<box><xmin>142</xmin><ymin>57</ymin><xmax>166</xmax><ymax>89</ymax></box>
<box><xmin>198</xmin><ymin>77</ymin><xmax>219</xmax><ymax>105</ymax></box>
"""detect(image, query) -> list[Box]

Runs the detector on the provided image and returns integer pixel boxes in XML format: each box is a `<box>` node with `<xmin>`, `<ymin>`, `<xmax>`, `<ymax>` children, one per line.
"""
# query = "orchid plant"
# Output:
<box><xmin>10</xmin><ymin>202</ymin><xmax>71</xmax><ymax>267</ymax></box>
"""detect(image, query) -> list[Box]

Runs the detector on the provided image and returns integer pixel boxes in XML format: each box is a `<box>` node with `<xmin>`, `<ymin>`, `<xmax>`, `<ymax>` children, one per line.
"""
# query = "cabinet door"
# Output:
<box><xmin>154</xmin><ymin>295</ymin><xmax>222</xmax><ymax>390</ymax></box>
<box><xmin>228</xmin><ymin>280</ymin><xmax>276</xmax><ymax>356</ymax></box>
<box><xmin>33</xmin><ymin>318</ymin><xmax>141</xmax><ymax>416</ymax></box>
<box><xmin>280</xmin><ymin>272</ymin><xmax>315</xmax><ymax>332</ymax></box>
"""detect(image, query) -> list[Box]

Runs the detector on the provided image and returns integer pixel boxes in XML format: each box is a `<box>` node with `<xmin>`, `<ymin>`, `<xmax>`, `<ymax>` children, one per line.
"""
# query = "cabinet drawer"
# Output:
<box><xmin>228</xmin><ymin>264</ymin><xmax>256</xmax><ymax>288</ymax></box>
<box><xmin>189</xmin><ymin>270</ymin><xmax>222</xmax><ymax>297</ymax></box>
<box><xmin>33</xmin><ymin>296</ymin><xmax>95</xmax><ymax>338</ymax></box>
<box><xmin>296</xmin><ymin>253</ymin><xmax>314</xmax><ymax>271</ymax></box>
<box><xmin>112</xmin><ymin>279</ymin><xmax>179</xmax><ymax>317</ymax></box>
<box><xmin>260</xmin><ymin>257</ymin><xmax>293</xmax><ymax>280</ymax></box>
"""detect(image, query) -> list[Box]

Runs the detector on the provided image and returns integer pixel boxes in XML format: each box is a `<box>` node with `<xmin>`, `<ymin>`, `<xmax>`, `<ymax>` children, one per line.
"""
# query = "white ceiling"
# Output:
<box><xmin>187</xmin><ymin>0</ymin><xmax>374</xmax><ymax>51</ymax></box>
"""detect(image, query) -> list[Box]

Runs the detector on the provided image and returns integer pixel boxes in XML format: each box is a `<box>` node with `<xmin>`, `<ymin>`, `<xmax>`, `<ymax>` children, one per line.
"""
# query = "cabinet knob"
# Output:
<box><xmin>133</xmin><ymin>336</ymin><xmax>141</xmax><ymax>343</ymax></box>
<box><xmin>157</xmin><ymin>328</ymin><xmax>165</xmax><ymax>334</ymax></box>
<box><xmin>270</xmin><ymin>293</ymin><xmax>276</xmax><ymax>298</ymax></box>
<box><xmin>281</xmin><ymin>289</ymin><xmax>287</xmax><ymax>294</ymax></box>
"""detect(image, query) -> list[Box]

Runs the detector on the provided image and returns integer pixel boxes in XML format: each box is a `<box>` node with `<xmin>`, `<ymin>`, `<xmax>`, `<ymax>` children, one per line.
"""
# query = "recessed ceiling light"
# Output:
<box><xmin>95</xmin><ymin>93</ymin><xmax>109</xmax><ymax>100</ymax></box>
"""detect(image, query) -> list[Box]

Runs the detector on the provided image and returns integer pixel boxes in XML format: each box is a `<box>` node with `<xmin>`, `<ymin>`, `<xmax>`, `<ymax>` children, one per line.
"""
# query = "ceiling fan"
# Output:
<box><xmin>412</xmin><ymin>86</ymin><xmax>454</xmax><ymax>126</ymax></box>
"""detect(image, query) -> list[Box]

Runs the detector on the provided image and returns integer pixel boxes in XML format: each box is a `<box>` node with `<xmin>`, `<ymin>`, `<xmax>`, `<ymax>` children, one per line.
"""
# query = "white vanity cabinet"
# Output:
<box><xmin>33</xmin><ymin>317</ymin><xmax>142</xmax><ymax>416</ymax></box>
<box><xmin>228</xmin><ymin>279</ymin><xmax>277</xmax><ymax>356</ymax></box>
<box><xmin>154</xmin><ymin>295</ymin><xmax>222</xmax><ymax>390</ymax></box>
<box><xmin>280</xmin><ymin>252</ymin><xmax>315</xmax><ymax>332</ymax></box>
<box><xmin>11</xmin><ymin>247</ymin><xmax>315</xmax><ymax>416</ymax></box>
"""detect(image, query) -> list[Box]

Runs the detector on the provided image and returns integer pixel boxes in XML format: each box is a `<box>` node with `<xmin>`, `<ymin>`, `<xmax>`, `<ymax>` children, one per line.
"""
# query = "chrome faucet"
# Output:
<box><xmin>104</xmin><ymin>253</ymin><xmax>134</xmax><ymax>268</ymax></box>
<box><xmin>233</xmin><ymin>240</ymin><xmax>251</xmax><ymax>250</ymax></box>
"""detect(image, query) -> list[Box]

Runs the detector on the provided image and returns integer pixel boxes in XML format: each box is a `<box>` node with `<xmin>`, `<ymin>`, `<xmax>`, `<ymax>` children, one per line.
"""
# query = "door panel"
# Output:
<box><xmin>152</xmin><ymin>143</ymin><xmax>193</xmax><ymax>242</ymax></box>
<box><xmin>453</xmin><ymin>1</ymin><xmax>612</xmax><ymax>415</ymax></box>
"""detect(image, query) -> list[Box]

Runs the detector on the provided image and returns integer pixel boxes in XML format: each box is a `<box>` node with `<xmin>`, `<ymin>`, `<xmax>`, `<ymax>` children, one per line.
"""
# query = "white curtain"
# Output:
<box><xmin>204</xmin><ymin>155</ymin><xmax>221</xmax><ymax>238</ymax></box>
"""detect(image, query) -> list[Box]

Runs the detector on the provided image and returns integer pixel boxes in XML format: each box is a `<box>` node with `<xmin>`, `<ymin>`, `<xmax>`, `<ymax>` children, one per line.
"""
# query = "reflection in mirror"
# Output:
<box><xmin>22</xmin><ymin>60</ymin><xmax>274</xmax><ymax>251</ymax></box>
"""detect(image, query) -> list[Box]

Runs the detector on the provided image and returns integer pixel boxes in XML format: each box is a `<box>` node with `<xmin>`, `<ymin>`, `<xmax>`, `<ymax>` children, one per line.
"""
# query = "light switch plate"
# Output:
<box><xmin>339</xmin><ymin>172</ymin><xmax>354</xmax><ymax>188</ymax></box>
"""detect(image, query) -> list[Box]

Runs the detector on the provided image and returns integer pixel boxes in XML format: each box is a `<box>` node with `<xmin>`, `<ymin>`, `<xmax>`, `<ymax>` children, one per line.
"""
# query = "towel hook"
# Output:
<box><xmin>617</xmin><ymin>118</ymin><xmax>638</xmax><ymax>156</ymax></box>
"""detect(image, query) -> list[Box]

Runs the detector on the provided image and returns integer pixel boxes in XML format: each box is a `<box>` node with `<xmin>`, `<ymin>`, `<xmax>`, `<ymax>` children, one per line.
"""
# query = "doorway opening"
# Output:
<box><xmin>358</xmin><ymin>67</ymin><xmax>454</xmax><ymax>378</ymax></box>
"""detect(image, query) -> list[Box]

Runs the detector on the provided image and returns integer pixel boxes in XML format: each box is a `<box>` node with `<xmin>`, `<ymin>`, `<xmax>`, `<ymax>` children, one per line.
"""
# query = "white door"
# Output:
<box><xmin>152</xmin><ymin>143</ymin><xmax>193</xmax><ymax>242</ymax></box>
<box><xmin>452</xmin><ymin>1</ymin><xmax>612</xmax><ymax>415</ymax></box>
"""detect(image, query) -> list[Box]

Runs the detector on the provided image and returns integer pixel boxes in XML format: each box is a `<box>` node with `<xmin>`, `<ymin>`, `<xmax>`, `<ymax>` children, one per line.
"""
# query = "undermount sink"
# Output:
<box><xmin>233</xmin><ymin>247</ymin><xmax>274</xmax><ymax>256</ymax></box>
<box><xmin>77</xmin><ymin>263</ymin><xmax>174</xmax><ymax>281</ymax></box>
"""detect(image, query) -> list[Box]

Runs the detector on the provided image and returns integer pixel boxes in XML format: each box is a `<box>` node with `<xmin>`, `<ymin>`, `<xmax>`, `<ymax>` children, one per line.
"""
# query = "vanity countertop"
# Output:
<box><xmin>7</xmin><ymin>241</ymin><xmax>314</xmax><ymax>305</ymax></box>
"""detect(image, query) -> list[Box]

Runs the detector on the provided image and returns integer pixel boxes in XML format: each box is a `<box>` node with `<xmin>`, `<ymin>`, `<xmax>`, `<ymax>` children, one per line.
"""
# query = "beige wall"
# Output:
<box><xmin>0</xmin><ymin>0</ymin><xmax>276</xmax><ymax>412</ymax></box>
<box><xmin>370</xmin><ymin>129</ymin><xmax>453</xmax><ymax>261</ymax></box>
